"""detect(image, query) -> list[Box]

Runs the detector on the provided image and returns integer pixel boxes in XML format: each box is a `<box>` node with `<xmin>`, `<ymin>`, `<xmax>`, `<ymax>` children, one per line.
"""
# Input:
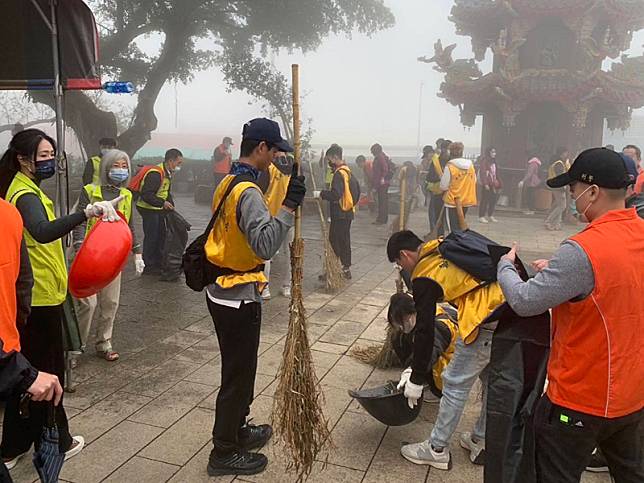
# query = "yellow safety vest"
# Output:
<box><xmin>443</xmin><ymin>163</ymin><xmax>477</xmax><ymax>207</ymax></box>
<box><xmin>336</xmin><ymin>165</ymin><xmax>356</xmax><ymax>212</ymax></box>
<box><xmin>91</xmin><ymin>156</ymin><xmax>102</xmax><ymax>185</ymax></box>
<box><xmin>6</xmin><ymin>172</ymin><xmax>67</xmax><ymax>307</ymax></box>
<box><xmin>432</xmin><ymin>306</ymin><xmax>458</xmax><ymax>391</ymax></box>
<box><xmin>412</xmin><ymin>240</ymin><xmax>504</xmax><ymax>343</ymax></box>
<box><xmin>548</xmin><ymin>160</ymin><xmax>567</xmax><ymax>181</ymax></box>
<box><xmin>264</xmin><ymin>164</ymin><xmax>290</xmax><ymax>217</ymax></box>
<box><xmin>427</xmin><ymin>154</ymin><xmax>444</xmax><ymax>195</ymax></box>
<box><xmin>83</xmin><ymin>184</ymin><xmax>133</xmax><ymax>233</ymax></box>
<box><xmin>204</xmin><ymin>175</ymin><xmax>268</xmax><ymax>289</ymax></box>
<box><xmin>136</xmin><ymin>163</ymin><xmax>170</xmax><ymax>210</ymax></box>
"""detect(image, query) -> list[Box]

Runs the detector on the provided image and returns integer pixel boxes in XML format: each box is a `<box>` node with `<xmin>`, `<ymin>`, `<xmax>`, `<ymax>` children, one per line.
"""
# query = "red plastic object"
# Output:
<box><xmin>69</xmin><ymin>212</ymin><xmax>133</xmax><ymax>298</ymax></box>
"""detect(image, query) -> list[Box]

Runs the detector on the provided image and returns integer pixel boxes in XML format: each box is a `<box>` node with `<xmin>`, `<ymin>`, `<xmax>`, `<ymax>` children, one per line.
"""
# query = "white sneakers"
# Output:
<box><xmin>479</xmin><ymin>216</ymin><xmax>499</xmax><ymax>224</ymax></box>
<box><xmin>4</xmin><ymin>435</ymin><xmax>84</xmax><ymax>470</ymax></box>
<box><xmin>488</xmin><ymin>216</ymin><xmax>499</xmax><ymax>223</ymax></box>
<box><xmin>400</xmin><ymin>440</ymin><xmax>451</xmax><ymax>470</ymax></box>
<box><xmin>479</xmin><ymin>217</ymin><xmax>489</xmax><ymax>224</ymax></box>
<box><xmin>459</xmin><ymin>432</ymin><xmax>486</xmax><ymax>465</ymax></box>
<box><xmin>65</xmin><ymin>436</ymin><xmax>85</xmax><ymax>461</ymax></box>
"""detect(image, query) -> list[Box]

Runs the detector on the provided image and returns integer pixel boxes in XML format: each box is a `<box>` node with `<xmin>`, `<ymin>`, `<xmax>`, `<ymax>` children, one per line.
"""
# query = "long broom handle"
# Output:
<box><xmin>308</xmin><ymin>159</ymin><xmax>330</xmax><ymax>230</ymax></box>
<box><xmin>399</xmin><ymin>166</ymin><xmax>407</xmax><ymax>231</ymax></box>
<box><xmin>455</xmin><ymin>197</ymin><xmax>468</xmax><ymax>231</ymax></box>
<box><xmin>292</xmin><ymin>64</ymin><xmax>302</xmax><ymax>240</ymax></box>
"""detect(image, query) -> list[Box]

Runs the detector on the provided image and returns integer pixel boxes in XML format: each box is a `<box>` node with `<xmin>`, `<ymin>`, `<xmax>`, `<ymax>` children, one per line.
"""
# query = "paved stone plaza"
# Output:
<box><xmin>6</xmin><ymin>194</ymin><xmax>610</xmax><ymax>483</ymax></box>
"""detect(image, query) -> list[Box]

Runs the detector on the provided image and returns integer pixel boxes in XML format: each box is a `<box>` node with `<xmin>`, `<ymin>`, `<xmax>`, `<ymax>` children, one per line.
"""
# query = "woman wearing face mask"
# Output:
<box><xmin>72</xmin><ymin>149</ymin><xmax>143</xmax><ymax>362</ymax></box>
<box><xmin>0</xmin><ymin>129</ymin><xmax>117</xmax><ymax>467</ymax></box>
<box><xmin>387</xmin><ymin>293</ymin><xmax>458</xmax><ymax>399</ymax></box>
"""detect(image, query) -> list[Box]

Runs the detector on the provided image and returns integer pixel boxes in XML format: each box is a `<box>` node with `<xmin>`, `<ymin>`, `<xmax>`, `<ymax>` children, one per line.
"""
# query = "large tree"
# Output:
<box><xmin>31</xmin><ymin>0</ymin><xmax>394</xmax><ymax>156</ymax></box>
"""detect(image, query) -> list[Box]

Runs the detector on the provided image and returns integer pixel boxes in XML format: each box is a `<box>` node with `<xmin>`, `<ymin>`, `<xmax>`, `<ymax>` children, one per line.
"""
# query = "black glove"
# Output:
<box><xmin>283</xmin><ymin>163</ymin><xmax>306</xmax><ymax>210</ymax></box>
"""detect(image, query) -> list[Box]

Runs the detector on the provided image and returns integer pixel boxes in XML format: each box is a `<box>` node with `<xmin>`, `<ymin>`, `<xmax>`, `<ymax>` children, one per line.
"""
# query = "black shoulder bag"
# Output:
<box><xmin>182</xmin><ymin>174</ymin><xmax>258</xmax><ymax>292</ymax></box>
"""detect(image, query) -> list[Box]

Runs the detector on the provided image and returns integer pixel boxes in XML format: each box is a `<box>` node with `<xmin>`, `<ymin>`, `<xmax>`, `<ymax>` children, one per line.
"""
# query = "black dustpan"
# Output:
<box><xmin>349</xmin><ymin>380</ymin><xmax>423</xmax><ymax>426</ymax></box>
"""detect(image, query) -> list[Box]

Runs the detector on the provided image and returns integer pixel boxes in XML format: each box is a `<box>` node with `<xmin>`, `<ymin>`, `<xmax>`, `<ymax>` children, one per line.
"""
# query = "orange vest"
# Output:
<box><xmin>549</xmin><ymin>209</ymin><xmax>644</xmax><ymax>417</ymax></box>
<box><xmin>0</xmin><ymin>199</ymin><xmax>23</xmax><ymax>352</ymax></box>
<box><xmin>213</xmin><ymin>145</ymin><xmax>232</xmax><ymax>175</ymax></box>
<box><xmin>443</xmin><ymin>163</ymin><xmax>477</xmax><ymax>207</ymax></box>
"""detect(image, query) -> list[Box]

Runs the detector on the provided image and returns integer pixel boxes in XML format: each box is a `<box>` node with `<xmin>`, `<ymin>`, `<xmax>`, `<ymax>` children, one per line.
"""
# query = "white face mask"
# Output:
<box><xmin>572</xmin><ymin>184</ymin><xmax>597</xmax><ymax>222</ymax></box>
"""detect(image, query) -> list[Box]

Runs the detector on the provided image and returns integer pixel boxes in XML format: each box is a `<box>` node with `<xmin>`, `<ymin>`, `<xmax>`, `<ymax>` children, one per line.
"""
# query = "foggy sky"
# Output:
<box><xmin>140</xmin><ymin>0</ymin><xmax>644</xmax><ymax>151</ymax></box>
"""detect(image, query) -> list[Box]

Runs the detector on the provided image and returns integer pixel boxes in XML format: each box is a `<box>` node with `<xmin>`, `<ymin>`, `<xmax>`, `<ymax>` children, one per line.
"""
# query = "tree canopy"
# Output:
<box><xmin>31</xmin><ymin>0</ymin><xmax>394</xmax><ymax>156</ymax></box>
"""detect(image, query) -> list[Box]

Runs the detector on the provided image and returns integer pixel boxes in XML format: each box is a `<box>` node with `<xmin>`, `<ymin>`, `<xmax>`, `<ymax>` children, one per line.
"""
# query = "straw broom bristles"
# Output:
<box><xmin>273</xmin><ymin>238</ymin><xmax>332</xmax><ymax>481</ymax></box>
<box><xmin>350</xmin><ymin>323</ymin><xmax>402</xmax><ymax>369</ymax></box>
<box><xmin>272</xmin><ymin>64</ymin><xmax>332</xmax><ymax>482</ymax></box>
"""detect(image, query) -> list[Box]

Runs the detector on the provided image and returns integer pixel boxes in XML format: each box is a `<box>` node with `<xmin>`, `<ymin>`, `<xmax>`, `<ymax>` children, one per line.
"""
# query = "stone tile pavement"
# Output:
<box><xmin>5</xmin><ymin>195</ymin><xmax>609</xmax><ymax>482</ymax></box>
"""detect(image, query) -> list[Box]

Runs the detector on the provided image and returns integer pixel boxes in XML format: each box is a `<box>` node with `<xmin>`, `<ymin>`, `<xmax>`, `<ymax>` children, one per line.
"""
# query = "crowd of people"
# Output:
<box><xmin>0</xmin><ymin>117</ymin><xmax>643</xmax><ymax>483</ymax></box>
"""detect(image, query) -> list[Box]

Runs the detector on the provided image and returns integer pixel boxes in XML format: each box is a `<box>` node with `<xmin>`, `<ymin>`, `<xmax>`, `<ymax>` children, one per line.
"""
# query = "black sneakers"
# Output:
<box><xmin>207</xmin><ymin>451</ymin><xmax>268</xmax><ymax>476</ymax></box>
<box><xmin>342</xmin><ymin>267</ymin><xmax>352</xmax><ymax>280</ymax></box>
<box><xmin>239</xmin><ymin>423</ymin><xmax>273</xmax><ymax>451</ymax></box>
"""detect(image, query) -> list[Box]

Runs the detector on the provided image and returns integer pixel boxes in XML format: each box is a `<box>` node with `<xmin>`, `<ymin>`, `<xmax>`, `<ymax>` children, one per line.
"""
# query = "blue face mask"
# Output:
<box><xmin>34</xmin><ymin>158</ymin><xmax>56</xmax><ymax>181</ymax></box>
<box><xmin>108</xmin><ymin>168</ymin><xmax>129</xmax><ymax>184</ymax></box>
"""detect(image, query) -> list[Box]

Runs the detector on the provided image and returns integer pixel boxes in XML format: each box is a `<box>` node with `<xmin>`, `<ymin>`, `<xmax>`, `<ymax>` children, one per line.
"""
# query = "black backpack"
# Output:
<box><xmin>182</xmin><ymin>174</ymin><xmax>263</xmax><ymax>291</ymax></box>
<box><xmin>438</xmin><ymin>229</ymin><xmax>501</xmax><ymax>283</ymax></box>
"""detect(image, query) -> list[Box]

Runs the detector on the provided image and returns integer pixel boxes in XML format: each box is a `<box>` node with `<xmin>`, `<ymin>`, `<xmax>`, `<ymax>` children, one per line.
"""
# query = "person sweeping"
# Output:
<box><xmin>202</xmin><ymin>118</ymin><xmax>305</xmax><ymax>477</ymax></box>
<box><xmin>318</xmin><ymin>143</ymin><xmax>360</xmax><ymax>280</ymax></box>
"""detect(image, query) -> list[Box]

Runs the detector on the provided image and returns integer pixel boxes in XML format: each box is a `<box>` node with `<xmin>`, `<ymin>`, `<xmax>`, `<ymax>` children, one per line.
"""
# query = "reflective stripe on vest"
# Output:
<box><xmin>443</xmin><ymin>163</ymin><xmax>477</xmax><ymax>207</ymax></box>
<box><xmin>6</xmin><ymin>172</ymin><xmax>67</xmax><ymax>306</ymax></box>
<box><xmin>336</xmin><ymin>165</ymin><xmax>356</xmax><ymax>212</ymax></box>
<box><xmin>549</xmin><ymin>209</ymin><xmax>644</xmax><ymax>418</ymax></box>
<box><xmin>136</xmin><ymin>163</ymin><xmax>169</xmax><ymax>210</ymax></box>
<box><xmin>264</xmin><ymin>164</ymin><xmax>289</xmax><ymax>217</ymax></box>
<box><xmin>204</xmin><ymin>175</ymin><xmax>267</xmax><ymax>289</ymax></box>
<box><xmin>91</xmin><ymin>156</ymin><xmax>101</xmax><ymax>185</ymax></box>
<box><xmin>412</xmin><ymin>240</ymin><xmax>504</xmax><ymax>343</ymax></box>
<box><xmin>0</xmin><ymin>199</ymin><xmax>23</xmax><ymax>352</ymax></box>
<box><xmin>83</xmin><ymin>184</ymin><xmax>133</xmax><ymax>233</ymax></box>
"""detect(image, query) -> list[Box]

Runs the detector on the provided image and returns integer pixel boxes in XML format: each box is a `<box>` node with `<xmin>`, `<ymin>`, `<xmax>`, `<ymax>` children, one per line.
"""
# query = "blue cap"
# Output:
<box><xmin>242</xmin><ymin>118</ymin><xmax>293</xmax><ymax>152</ymax></box>
<box><xmin>619</xmin><ymin>153</ymin><xmax>639</xmax><ymax>186</ymax></box>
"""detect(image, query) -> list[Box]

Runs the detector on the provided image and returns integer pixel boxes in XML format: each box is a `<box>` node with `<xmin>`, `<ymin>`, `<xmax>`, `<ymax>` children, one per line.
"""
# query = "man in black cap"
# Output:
<box><xmin>496</xmin><ymin>148</ymin><xmax>644</xmax><ymax>483</ymax></box>
<box><xmin>202</xmin><ymin>118</ymin><xmax>305</xmax><ymax>476</ymax></box>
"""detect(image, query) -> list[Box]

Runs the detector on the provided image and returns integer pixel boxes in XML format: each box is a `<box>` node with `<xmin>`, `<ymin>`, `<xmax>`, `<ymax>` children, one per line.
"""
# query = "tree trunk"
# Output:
<box><xmin>30</xmin><ymin>90</ymin><xmax>118</xmax><ymax>157</ymax></box>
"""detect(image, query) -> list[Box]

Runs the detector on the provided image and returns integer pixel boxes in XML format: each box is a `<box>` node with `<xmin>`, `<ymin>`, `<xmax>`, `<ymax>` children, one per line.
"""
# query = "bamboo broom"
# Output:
<box><xmin>394</xmin><ymin>166</ymin><xmax>408</xmax><ymax>293</ymax></box>
<box><xmin>272</xmin><ymin>64</ymin><xmax>332</xmax><ymax>482</ymax></box>
<box><xmin>309</xmin><ymin>157</ymin><xmax>345</xmax><ymax>292</ymax></box>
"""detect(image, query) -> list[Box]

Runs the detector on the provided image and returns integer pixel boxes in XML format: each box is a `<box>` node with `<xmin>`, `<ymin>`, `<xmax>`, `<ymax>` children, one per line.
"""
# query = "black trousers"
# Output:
<box><xmin>137</xmin><ymin>207</ymin><xmax>166</xmax><ymax>270</ymax></box>
<box><xmin>479</xmin><ymin>189</ymin><xmax>498</xmax><ymax>218</ymax></box>
<box><xmin>329</xmin><ymin>218</ymin><xmax>352</xmax><ymax>268</ymax></box>
<box><xmin>376</xmin><ymin>186</ymin><xmax>389</xmax><ymax>223</ymax></box>
<box><xmin>428</xmin><ymin>193</ymin><xmax>444</xmax><ymax>235</ymax></box>
<box><xmin>534</xmin><ymin>395</ymin><xmax>644</xmax><ymax>483</ymax></box>
<box><xmin>1</xmin><ymin>305</ymin><xmax>73</xmax><ymax>457</ymax></box>
<box><xmin>207</xmin><ymin>298</ymin><xmax>261</xmax><ymax>456</ymax></box>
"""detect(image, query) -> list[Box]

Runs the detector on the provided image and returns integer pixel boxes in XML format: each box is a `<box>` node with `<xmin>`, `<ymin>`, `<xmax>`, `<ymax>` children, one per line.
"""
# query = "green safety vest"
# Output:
<box><xmin>83</xmin><ymin>184</ymin><xmax>133</xmax><ymax>233</ymax></box>
<box><xmin>6</xmin><ymin>172</ymin><xmax>67</xmax><ymax>307</ymax></box>
<box><xmin>136</xmin><ymin>163</ymin><xmax>170</xmax><ymax>210</ymax></box>
<box><xmin>91</xmin><ymin>156</ymin><xmax>102</xmax><ymax>185</ymax></box>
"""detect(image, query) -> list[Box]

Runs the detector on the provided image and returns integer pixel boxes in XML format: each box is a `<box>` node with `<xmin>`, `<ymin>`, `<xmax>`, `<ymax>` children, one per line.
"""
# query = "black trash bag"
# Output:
<box><xmin>485</xmin><ymin>303</ymin><xmax>550</xmax><ymax>483</ymax></box>
<box><xmin>162</xmin><ymin>210</ymin><xmax>191</xmax><ymax>280</ymax></box>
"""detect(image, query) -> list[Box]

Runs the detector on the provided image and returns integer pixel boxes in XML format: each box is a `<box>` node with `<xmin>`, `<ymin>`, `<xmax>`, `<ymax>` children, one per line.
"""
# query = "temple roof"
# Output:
<box><xmin>451</xmin><ymin>0</ymin><xmax>644</xmax><ymax>35</ymax></box>
<box><xmin>439</xmin><ymin>69</ymin><xmax>644</xmax><ymax>109</ymax></box>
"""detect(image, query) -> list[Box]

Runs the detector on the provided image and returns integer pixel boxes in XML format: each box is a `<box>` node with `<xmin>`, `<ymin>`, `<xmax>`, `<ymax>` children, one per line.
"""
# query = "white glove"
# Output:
<box><xmin>85</xmin><ymin>196</ymin><xmax>124</xmax><ymax>222</ymax></box>
<box><xmin>397</xmin><ymin>367</ymin><xmax>423</xmax><ymax>409</ymax></box>
<box><xmin>134</xmin><ymin>254</ymin><xmax>145</xmax><ymax>276</ymax></box>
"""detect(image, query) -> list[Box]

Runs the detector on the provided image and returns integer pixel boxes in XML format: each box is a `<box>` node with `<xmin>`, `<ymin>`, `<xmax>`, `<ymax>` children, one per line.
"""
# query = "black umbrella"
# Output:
<box><xmin>32</xmin><ymin>403</ymin><xmax>64</xmax><ymax>483</ymax></box>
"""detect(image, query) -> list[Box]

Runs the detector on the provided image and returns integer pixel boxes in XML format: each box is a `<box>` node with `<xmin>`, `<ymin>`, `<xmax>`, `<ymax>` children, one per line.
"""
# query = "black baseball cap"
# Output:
<box><xmin>547</xmin><ymin>147</ymin><xmax>631</xmax><ymax>189</ymax></box>
<box><xmin>242</xmin><ymin>118</ymin><xmax>293</xmax><ymax>152</ymax></box>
